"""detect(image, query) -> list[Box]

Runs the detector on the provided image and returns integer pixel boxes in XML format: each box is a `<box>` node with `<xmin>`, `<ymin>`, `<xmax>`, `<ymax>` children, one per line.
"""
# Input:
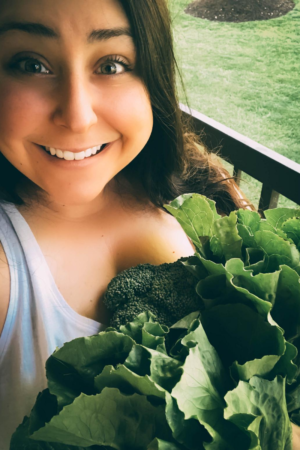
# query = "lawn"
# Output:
<box><xmin>169</xmin><ymin>0</ymin><xmax>300</xmax><ymax>209</ymax></box>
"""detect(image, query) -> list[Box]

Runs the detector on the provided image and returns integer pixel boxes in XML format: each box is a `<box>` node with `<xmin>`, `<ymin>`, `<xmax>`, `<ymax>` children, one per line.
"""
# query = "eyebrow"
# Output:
<box><xmin>0</xmin><ymin>21</ymin><xmax>133</xmax><ymax>43</ymax></box>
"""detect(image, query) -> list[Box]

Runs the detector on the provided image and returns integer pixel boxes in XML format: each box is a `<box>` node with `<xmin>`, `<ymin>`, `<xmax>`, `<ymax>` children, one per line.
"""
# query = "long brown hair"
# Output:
<box><xmin>0</xmin><ymin>0</ymin><xmax>254</xmax><ymax>216</ymax></box>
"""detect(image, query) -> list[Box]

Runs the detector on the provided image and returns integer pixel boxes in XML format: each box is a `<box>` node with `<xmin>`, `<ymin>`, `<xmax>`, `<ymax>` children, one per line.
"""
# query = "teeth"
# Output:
<box><xmin>44</xmin><ymin>144</ymin><xmax>106</xmax><ymax>160</ymax></box>
<box><xmin>56</xmin><ymin>150</ymin><xmax>64</xmax><ymax>159</ymax></box>
<box><xmin>74</xmin><ymin>151</ymin><xmax>85</xmax><ymax>161</ymax></box>
<box><xmin>64</xmin><ymin>151</ymin><xmax>75</xmax><ymax>161</ymax></box>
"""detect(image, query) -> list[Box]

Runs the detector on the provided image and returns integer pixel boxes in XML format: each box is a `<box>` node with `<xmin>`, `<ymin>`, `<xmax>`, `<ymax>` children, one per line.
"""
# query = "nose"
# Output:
<box><xmin>52</xmin><ymin>73</ymin><xmax>98</xmax><ymax>133</ymax></box>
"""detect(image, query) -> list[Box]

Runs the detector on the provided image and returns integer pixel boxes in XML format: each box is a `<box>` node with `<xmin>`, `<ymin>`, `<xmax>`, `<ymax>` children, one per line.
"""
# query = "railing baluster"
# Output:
<box><xmin>258</xmin><ymin>184</ymin><xmax>280</xmax><ymax>213</ymax></box>
<box><xmin>233</xmin><ymin>166</ymin><xmax>242</xmax><ymax>186</ymax></box>
<box><xmin>180</xmin><ymin>104</ymin><xmax>300</xmax><ymax>207</ymax></box>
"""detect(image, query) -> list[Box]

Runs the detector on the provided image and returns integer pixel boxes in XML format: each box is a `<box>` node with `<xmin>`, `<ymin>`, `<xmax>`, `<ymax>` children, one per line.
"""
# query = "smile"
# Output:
<box><xmin>41</xmin><ymin>144</ymin><xmax>109</xmax><ymax>161</ymax></box>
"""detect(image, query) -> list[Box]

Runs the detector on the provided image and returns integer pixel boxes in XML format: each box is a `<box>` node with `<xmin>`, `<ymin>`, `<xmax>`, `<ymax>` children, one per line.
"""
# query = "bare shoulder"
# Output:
<box><xmin>292</xmin><ymin>423</ymin><xmax>300</xmax><ymax>450</ymax></box>
<box><xmin>116</xmin><ymin>204</ymin><xmax>196</xmax><ymax>272</ymax></box>
<box><xmin>0</xmin><ymin>241</ymin><xmax>10</xmax><ymax>336</ymax></box>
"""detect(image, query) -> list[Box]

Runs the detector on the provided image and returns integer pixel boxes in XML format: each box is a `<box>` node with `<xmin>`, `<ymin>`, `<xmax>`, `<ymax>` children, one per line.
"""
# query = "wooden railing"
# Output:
<box><xmin>180</xmin><ymin>104</ymin><xmax>300</xmax><ymax>212</ymax></box>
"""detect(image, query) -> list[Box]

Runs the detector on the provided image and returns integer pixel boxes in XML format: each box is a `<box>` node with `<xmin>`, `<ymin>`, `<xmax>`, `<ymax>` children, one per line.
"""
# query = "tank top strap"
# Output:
<box><xmin>0</xmin><ymin>201</ymin><xmax>104</xmax><ymax>331</ymax></box>
<box><xmin>0</xmin><ymin>202</ymin><xmax>32</xmax><ymax>364</ymax></box>
<box><xmin>0</xmin><ymin>202</ymin><xmax>52</xmax><ymax>287</ymax></box>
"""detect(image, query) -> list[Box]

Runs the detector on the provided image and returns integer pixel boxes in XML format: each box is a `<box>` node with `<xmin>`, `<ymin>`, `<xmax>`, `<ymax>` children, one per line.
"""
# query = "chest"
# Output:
<box><xmin>16</xmin><ymin>201</ymin><xmax>193</xmax><ymax>327</ymax></box>
<box><xmin>40</xmin><ymin>229</ymin><xmax>119</xmax><ymax>326</ymax></box>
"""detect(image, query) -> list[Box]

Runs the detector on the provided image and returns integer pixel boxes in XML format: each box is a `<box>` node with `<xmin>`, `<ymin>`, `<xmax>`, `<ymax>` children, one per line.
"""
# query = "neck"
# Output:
<box><xmin>15</xmin><ymin>178</ymin><xmax>117</xmax><ymax>224</ymax></box>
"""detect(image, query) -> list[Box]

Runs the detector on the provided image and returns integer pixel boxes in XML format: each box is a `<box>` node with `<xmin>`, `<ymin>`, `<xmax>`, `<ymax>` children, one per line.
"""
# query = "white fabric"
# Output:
<box><xmin>0</xmin><ymin>202</ymin><xmax>105</xmax><ymax>449</ymax></box>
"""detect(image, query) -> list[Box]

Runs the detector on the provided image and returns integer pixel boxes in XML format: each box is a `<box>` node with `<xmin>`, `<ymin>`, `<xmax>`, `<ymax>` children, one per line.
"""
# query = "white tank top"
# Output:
<box><xmin>0</xmin><ymin>202</ymin><xmax>106</xmax><ymax>450</ymax></box>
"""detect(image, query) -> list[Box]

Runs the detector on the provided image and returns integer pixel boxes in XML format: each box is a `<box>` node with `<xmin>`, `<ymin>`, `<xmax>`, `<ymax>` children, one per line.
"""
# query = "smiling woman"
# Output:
<box><xmin>0</xmin><ymin>0</ymin><xmax>256</xmax><ymax>449</ymax></box>
<box><xmin>0</xmin><ymin>0</ymin><xmax>153</xmax><ymax>207</ymax></box>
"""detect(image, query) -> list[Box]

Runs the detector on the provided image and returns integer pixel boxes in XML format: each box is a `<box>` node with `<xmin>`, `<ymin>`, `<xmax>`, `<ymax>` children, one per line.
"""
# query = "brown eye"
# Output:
<box><xmin>96</xmin><ymin>56</ymin><xmax>132</xmax><ymax>76</ymax></box>
<box><xmin>100</xmin><ymin>62</ymin><xmax>120</xmax><ymax>75</ymax></box>
<box><xmin>10</xmin><ymin>57</ymin><xmax>51</xmax><ymax>75</ymax></box>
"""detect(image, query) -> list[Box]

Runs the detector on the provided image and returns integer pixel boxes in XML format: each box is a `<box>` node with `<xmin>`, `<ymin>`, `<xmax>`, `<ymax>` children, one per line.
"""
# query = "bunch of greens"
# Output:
<box><xmin>10</xmin><ymin>193</ymin><xmax>300</xmax><ymax>450</ymax></box>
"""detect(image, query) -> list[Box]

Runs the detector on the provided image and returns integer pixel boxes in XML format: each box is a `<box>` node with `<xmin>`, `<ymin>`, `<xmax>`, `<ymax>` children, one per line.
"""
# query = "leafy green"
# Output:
<box><xmin>31</xmin><ymin>388</ymin><xmax>172</xmax><ymax>448</ymax></box>
<box><xmin>11</xmin><ymin>194</ymin><xmax>300</xmax><ymax>450</ymax></box>
<box><xmin>224</xmin><ymin>377</ymin><xmax>292</xmax><ymax>450</ymax></box>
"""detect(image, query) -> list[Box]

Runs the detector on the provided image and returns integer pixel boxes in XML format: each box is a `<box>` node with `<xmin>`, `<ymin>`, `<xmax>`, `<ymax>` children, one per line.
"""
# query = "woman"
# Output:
<box><xmin>0</xmin><ymin>0</ymin><xmax>287</xmax><ymax>448</ymax></box>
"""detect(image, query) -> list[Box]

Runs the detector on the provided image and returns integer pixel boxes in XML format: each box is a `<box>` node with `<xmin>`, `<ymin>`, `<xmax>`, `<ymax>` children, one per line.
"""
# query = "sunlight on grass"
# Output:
<box><xmin>170</xmin><ymin>0</ymin><xmax>300</xmax><ymax>208</ymax></box>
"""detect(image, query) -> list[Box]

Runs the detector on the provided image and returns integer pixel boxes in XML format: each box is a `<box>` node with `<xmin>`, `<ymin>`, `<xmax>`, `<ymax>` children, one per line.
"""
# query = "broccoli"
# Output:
<box><xmin>103</xmin><ymin>257</ymin><xmax>203</xmax><ymax>329</ymax></box>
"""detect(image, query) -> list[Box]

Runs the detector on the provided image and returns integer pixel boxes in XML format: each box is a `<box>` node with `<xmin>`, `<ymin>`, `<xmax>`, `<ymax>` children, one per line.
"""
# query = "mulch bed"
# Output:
<box><xmin>184</xmin><ymin>0</ymin><xmax>295</xmax><ymax>22</ymax></box>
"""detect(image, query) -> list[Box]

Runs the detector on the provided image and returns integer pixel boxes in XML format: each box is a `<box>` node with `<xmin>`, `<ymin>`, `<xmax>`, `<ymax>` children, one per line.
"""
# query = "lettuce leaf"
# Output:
<box><xmin>11</xmin><ymin>194</ymin><xmax>300</xmax><ymax>450</ymax></box>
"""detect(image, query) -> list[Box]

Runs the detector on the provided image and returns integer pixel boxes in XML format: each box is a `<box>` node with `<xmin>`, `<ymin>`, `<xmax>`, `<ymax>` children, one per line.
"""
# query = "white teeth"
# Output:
<box><xmin>63</xmin><ymin>151</ymin><xmax>75</xmax><ymax>161</ymax></box>
<box><xmin>43</xmin><ymin>144</ymin><xmax>107</xmax><ymax>160</ymax></box>
<box><xmin>74</xmin><ymin>151</ymin><xmax>85</xmax><ymax>161</ymax></box>
<box><xmin>56</xmin><ymin>150</ymin><xmax>64</xmax><ymax>159</ymax></box>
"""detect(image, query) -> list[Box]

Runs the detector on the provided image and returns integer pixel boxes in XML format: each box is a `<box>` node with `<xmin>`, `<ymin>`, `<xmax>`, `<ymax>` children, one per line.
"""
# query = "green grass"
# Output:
<box><xmin>170</xmin><ymin>0</ymin><xmax>300</xmax><ymax>209</ymax></box>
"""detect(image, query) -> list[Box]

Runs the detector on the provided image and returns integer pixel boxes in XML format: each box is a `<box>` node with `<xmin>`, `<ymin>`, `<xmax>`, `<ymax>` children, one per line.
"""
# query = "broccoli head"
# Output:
<box><xmin>103</xmin><ymin>257</ymin><xmax>203</xmax><ymax>329</ymax></box>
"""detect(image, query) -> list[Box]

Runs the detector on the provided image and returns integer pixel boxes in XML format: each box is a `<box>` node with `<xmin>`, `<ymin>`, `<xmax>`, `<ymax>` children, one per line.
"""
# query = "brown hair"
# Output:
<box><xmin>0</xmin><ymin>0</ymin><xmax>254</xmax><ymax>216</ymax></box>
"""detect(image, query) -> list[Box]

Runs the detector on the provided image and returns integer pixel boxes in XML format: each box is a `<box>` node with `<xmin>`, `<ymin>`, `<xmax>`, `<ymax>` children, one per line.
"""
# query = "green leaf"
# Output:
<box><xmin>46</xmin><ymin>331</ymin><xmax>134</xmax><ymax>408</ymax></box>
<box><xmin>224</xmin><ymin>377</ymin><xmax>292</xmax><ymax>450</ymax></box>
<box><xmin>237</xmin><ymin>210</ymin><xmax>261</xmax><ymax>233</ymax></box>
<box><xmin>196</xmin><ymin>258</ymin><xmax>274</xmax><ymax>318</ymax></box>
<box><xmin>202</xmin><ymin>422</ymin><xmax>257</xmax><ymax>450</ymax></box>
<box><xmin>119</xmin><ymin>311</ymin><xmax>169</xmax><ymax>350</ymax></box>
<box><xmin>230</xmin><ymin>355</ymin><xmax>281</xmax><ymax>382</ymax></box>
<box><xmin>267</xmin><ymin>342</ymin><xmax>298</xmax><ymax>384</ymax></box>
<box><xmin>125</xmin><ymin>344</ymin><xmax>183</xmax><ymax>393</ymax></box>
<box><xmin>94</xmin><ymin>364</ymin><xmax>165</xmax><ymax>399</ymax></box>
<box><xmin>231</xmin><ymin>340</ymin><xmax>297</xmax><ymax>385</ymax></box>
<box><xmin>170</xmin><ymin>311</ymin><xmax>201</xmax><ymax>330</ymax></box>
<box><xmin>10</xmin><ymin>390</ymin><xmax>85</xmax><ymax>450</ymax></box>
<box><xmin>226</xmin><ymin>258</ymin><xmax>279</xmax><ymax>308</ymax></box>
<box><xmin>171</xmin><ymin>322</ymin><xmax>253</xmax><ymax>449</ymax></box>
<box><xmin>258</xmin><ymin>221</ymin><xmax>289</xmax><ymax>240</ymax></box>
<box><xmin>147</xmin><ymin>438</ymin><xmax>185</xmax><ymax>450</ymax></box>
<box><xmin>254</xmin><ymin>231</ymin><xmax>300</xmax><ymax>274</ymax></box>
<box><xmin>10</xmin><ymin>417</ymin><xmax>85</xmax><ymax>450</ymax></box>
<box><xmin>237</xmin><ymin>209</ymin><xmax>261</xmax><ymax>248</ymax></box>
<box><xmin>165</xmin><ymin>392</ymin><xmax>208</xmax><ymax>450</ymax></box>
<box><xmin>164</xmin><ymin>194</ymin><xmax>220</xmax><ymax>256</ymax></box>
<box><xmin>210</xmin><ymin>212</ymin><xmax>243</xmax><ymax>262</ymax></box>
<box><xmin>31</xmin><ymin>388</ymin><xmax>172</xmax><ymax>448</ymax></box>
<box><xmin>181</xmin><ymin>255</ymin><xmax>209</xmax><ymax>281</ymax></box>
<box><xmin>286</xmin><ymin>337</ymin><xmax>300</xmax><ymax>414</ymax></box>
<box><xmin>271</xmin><ymin>265</ymin><xmax>300</xmax><ymax>341</ymax></box>
<box><xmin>263</xmin><ymin>208</ymin><xmax>300</xmax><ymax>231</ymax></box>
<box><xmin>171</xmin><ymin>338</ymin><xmax>225</xmax><ymax>421</ymax></box>
<box><xmin>281</xmin><ymin>219</ymin><xmax>300</xmax><ymax>250</ymax></box>
<box><xmin>246</xmin><ymin>250</ymin><xmax>267</xmax><ymax>275</ymax></box>
<box><xmin>180</xmin><ymin>320</ymin><xmax>231</xmax><ymax>397</ymax></box>
<box><xmin>201</xmin><ymin>304</ymin><xmax>285</xmax><ymax>368</ymax></box>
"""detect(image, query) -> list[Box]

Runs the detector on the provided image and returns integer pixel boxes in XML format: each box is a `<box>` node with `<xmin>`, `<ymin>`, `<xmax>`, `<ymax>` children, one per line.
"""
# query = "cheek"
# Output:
<box><xmin>99</xmin><ymin>80</ymin><xmax>153</xmax><ymax>143</ymax></box>
<box><xmin>0</xmin><ymin>81</ymin><xmax>46</xmax><ymax>143</ymax></box>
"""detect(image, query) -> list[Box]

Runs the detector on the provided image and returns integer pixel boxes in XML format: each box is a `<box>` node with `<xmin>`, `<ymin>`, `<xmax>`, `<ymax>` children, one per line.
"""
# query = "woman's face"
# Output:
<box><xmin>0</xmin><ymin>0</ymin><xmax>153</xmax><ymax>206</ymax></box>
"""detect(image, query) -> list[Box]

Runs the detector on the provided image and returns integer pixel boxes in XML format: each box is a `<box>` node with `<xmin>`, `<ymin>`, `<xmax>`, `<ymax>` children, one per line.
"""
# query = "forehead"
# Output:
<box><xmin>0</xmin><ymin>0</ymin><xmax>131</xmax><ymax>40</ymax></box>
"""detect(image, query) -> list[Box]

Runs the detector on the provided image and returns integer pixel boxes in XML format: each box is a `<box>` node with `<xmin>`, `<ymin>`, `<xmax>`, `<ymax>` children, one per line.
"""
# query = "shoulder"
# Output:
<box><xmin>292</xmin><ymin>423</ymin><xmax>300</xmax><ymax>449</ymax></box>
<box><xmin>0</xmin><ymin>242</ymin><xmax>10</xmax><ymax>336</ymax></box>
<box><xmin>115</xmin><ymin>204</ymin><xmax>196</xmax><ymax>273</ymax></box>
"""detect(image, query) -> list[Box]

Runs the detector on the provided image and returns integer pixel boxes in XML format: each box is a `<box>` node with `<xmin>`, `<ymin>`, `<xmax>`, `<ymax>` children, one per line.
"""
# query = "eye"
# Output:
<box><xmin>10</xmin><ymin>57</ymin><xmax>51</xmax><ymax>75</ymax></box>
<box><xmin>7</xmin><ymin>54</ymin><xmax>133</xmax><ymax>76</ymax></box>
<box><xmin>96</xmin><ymin>56</ymin><xmax>132</xmax><ymax>76</ymax></box>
